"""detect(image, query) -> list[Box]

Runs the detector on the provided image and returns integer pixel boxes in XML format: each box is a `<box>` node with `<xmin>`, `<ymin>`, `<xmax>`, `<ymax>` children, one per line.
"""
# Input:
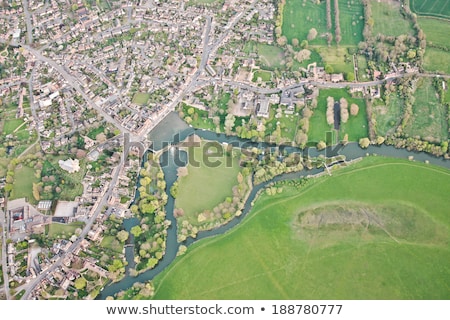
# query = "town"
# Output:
<box><xmin>0</xmin><ymin>0</ymin><xmax>449</xmax><ymax>300</ymax></box>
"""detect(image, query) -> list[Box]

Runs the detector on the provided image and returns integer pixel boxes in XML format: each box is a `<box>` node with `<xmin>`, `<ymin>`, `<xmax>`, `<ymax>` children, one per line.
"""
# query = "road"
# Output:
<box><xmin>22</xmin><ymin>0</ymin><xmax>34</xmax><ymax>45</ymax></box>
<box><xmin>0</xmin><ymin>204</ymin><xmax>11</xmax><ymax>300</ymax></box>
<box><xmin>21</xmin><ymin>151</ymin><xmax>125</xmax><ymax>300</ymax></box>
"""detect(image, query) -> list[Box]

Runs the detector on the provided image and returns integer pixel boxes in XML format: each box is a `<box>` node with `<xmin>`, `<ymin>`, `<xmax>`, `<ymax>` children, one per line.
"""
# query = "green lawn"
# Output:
<box><xmin>423</xmin><ymin>48</ymin><xmax>450</xmax><ymax>74</ymax></box>
<box><xmin>3</xmin><ymin>119</ymin><xmax>24</xmax><ymax>135</ymax></box>
<box><xmin>11</xmin><ymin>165</ymin><xmax>37</xmax><ymax>201</ymax></box>
<box><xmin>404</xmin><ymin>78</ymin><xmax>448</xmax><ymax>142</ymax></box>
<box><xmin>132</xmin><ymin>93</ymin><xmax>150</xmax><ymax>106</ymax></box>
<box><xmin>252</xmin><ymin>70</ymin><xmax>272</xmax><ymax>82</ymax></box>
<box><xmin>309</xmin><ymin>88</ymin><xmax>367</xmax><ymax>143</ymax></box>
<box><xmin>371</xmin><ymin>0</ymin><xmax>414</xmax><ymax>37</ymax></box>
<box><xmin>87</xmin><ymin>126</ymin><xmax>105</xmax><ymax>140</ymax></box>
<box><xmin>47</xmin><ymin>221</ymin><xmax>85</xmax><ymax>239</ymax></box>
<box><xmin>316</xmin><ymin>46</ymin><xmax>355</xmax><ymax>74</ymax></box>
<box><xmin>412</xmin><ymin>0</ymin><xmax>450</xmax><ymax>19</ymax></box>
<box><xmin>153</xmin><ymin>157</ymin><xmax>450</xmax><ymax>299</ymax></box>
<box><xmin>175</xmin><ymin>140</ymin><xmax>241</xmax><ymax>225</ymax></box>
<box><xmin>257</xmin><ymin>44</ymin><xmax>285</xmax><ymax>69</ymax></box>
<box><xmin>418</xmin><ymin>17</ymin><xmax>450</xmax><ymax>49</ymax></box>
<box><xmin>100</xmin><ymin>236</ymin><xmax>123</xmax><ymax>254</ymax></box>
<box><xmin>372</xmin><ymin>95</ymin><xmax>403</xmax><ymax>137</ymax></box>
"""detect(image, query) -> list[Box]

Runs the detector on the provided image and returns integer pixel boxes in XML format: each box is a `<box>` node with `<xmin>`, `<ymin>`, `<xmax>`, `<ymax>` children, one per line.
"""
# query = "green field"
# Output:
<box><xmin>282</xmin><ymin>0</ymin><xmax>327</xmax><ymax>46</ymax></box>
<box><xmin>282</xmin><ymin>0</ymin><xmax>363</xmax><ymax>46</ymax></box>
<box><xmin>47</xmin><ymin>221</ymin><xmax>85</xmax><ymax>238</ymax></box>
<box><xmin>309</xmin><ymin>88</ymin><xmax>367</xmax><ymax>143</ymax></box>
<box><xmin>3</xmin><ymin>119</ymin><xmax>24</xmax><ymax>135</ymax></box>
<box><xmin>100</xmin><ymin>235</ymin><xmax>123</xmax><ymax>254</ymax></box>
<box><xmin>153</xmin><ymin>157</ymin><xmax>450</xmax><ymax>299</ymax></box>
<box><xmin>423</xmin><ymin>48</ymin><xmax>450</xmax><ymax>74</ymax></box>
<box><xmin>132</xmin><ymin>93</ymin><xmax>150</xmax><ymax>106</ymax></box>
<box><xmin>316</xmin><ymin>46</ymin><xmax>355</xmax><ymax>74</ymax></box>
<box><xmin>418</xmin><ymin>17</ymin><xmax>450</xmax><ymax>49</ymax></box>
<box><xmin>371</xmin><ymin>1</ymin><xmax>414</xmax><ymax>37</ymax></box>
<box><xmin>252</xmin><ymin>70</ymin><xmax>272</xmax><ymax>82</ymax></box>
<box><xmin>404</xmin><ymin>78</ymin><xmax>448</xmax><ymax>142</ymax></box>
<box><xmin>10</xmin><ymin>165</ymin><xmax>37</xmax><ymax>201</ymax></box>
<box><xmin>336</xmin><ymin>0</ymin><xmax>364</xmax><ymax>45</ymax></box>
<box><xmin>372</xmin><ymin>95</ymin><xmax>403</xmax><ymax>136</ymax></box>
<box><xmin>411</xmin><ymin>0</ymin><xmax>450</xmax><ymax>19</ymax></box>
<box><xmin>257</xmin><ymin>44</ymin><xmax>285</xmax><ymax>69</ymax></box>
<box><xmin>175</xmin><ymin>140</ymin><xmax>241</xmax><ymax>224</ymax></box>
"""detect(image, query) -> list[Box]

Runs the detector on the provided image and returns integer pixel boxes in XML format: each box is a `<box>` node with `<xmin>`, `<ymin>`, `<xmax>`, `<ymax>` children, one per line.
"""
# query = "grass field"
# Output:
<box><xmin>100</xmin><ymin>236</ymin><xmax>123</xmax><ymax>254</ymax></box>
<box><xmin>10</xmin><ymin>165</ymin><xmax>37</xmax><ymax>201</ymax></box>
<box><xmin>404</xmin><ymin>78</ymin><xmax>448</xmax><ymax>142</ymax></box>
<box><xmin>47</xmin><ymin>221</ymin><xmax>85</xmax><ymax>239</ymax></box>
<box><xmin>252</xmin><ymin>70</ymin><xmax>272</xmax><ymax>82</ymax></box>
<box><xmin>372</xmin><ymin>95</ymin><xmax>403</xmax><ymax>136</ymax></box>
<box><xmin>153</xmin><ymin>157</ymin><xmax>450</xmax><ymax>299</ymax></box>
<box><xmin>175</xmin><ymin>140</ymin><xmax>241</xmax><ymax>224</ymax></box>
<box><xmin>257</xmin><ymin>44</ymin><xmax>285</xmax><ymax>69</ymax></box>
<box><xmin>371</xmin><ymin>1</ymin><xmax>414</xmax><ymax>37</ymax></box>
<box><xmin>418</xmin><ymin>17</ymin><xmax>450</xmax><ymax>49</ymax></box>
<box><xmin>411</xmin><ymin>0</ymin><xmax>450</xmax><ymax>19</ymax></box>
<box><xmin>309</xmin><ymin>88</ymin><xmax>367</xmax><ymax>143</ymax></box>
<box><xmin>132</xmin><ymin>93</ymin><xmax>150</xmax><ymax>106</ymax></box>
<box><xmin>282</xmin><ymin>0</ymin><xmax>363</xmax><ymax>46</ymax></box>
<box><xmin>87</xmin><ymin>126</ymin><xmax>105</xmax><ymax>140</ymax></box>
<box><xmin>316</xmin><ymin>46</ymin><xmax>355</xmax><ymax>74</ymax></box>
<box><xmin>423</xmin><ymin>48</ymin><xmax>450</xmax><ymax>74</ymax></box>
<box><xmin>3</xmin><ymin>119</ymin><xmax>25</xmax><ymax>135</ymax></box>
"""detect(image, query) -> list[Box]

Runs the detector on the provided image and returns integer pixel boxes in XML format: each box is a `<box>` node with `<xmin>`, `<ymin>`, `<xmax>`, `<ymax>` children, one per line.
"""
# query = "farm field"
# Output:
<box><xmin>418</xmin><ymin>17</ymin><xmax>450</xmax><ymax>49</ymax></box>
<box><xmin>371</xmin><ymin>0</ymin><xmax>414</xmax><ymax>37</ymax></box>
<box><xmin>336</xmin><ymin>0</ymin><xmax>364</xmax><ymax>45</ymax></box>
<box><xmin>372</xmin><ymin>95</ymin><xmax>403</xmax><ymax>137</ymax></box>
<box><xmin>423</xmin><ymin>48</ymin><xmax>450</xmax><ymax>75</ymax></box>
<box><xmin>411</xmin><ymin>0</ymin><xmax>450</xmax><ymax>19</ymax></box>
<box><xmin>175</xmin><ymin>140</ymin><xmax>240</xmax><ymax>225</ymax></box>
<box><xmin>403</xmin><ymin>78</ymin><xmax>448</xmax><ymax>142</ymax></box>
<box><xmin>153</xmin><ymin>157</ymin><xmax>450</xmax><ymax>299</ymax></box>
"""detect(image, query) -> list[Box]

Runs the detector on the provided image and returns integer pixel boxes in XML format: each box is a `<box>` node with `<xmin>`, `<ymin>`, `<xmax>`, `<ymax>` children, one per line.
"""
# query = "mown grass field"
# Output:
<box><xmin>175</xmin><ymin>141</ymin><xmax>240</xmax><ymax>224</ymax></box>
<box><xmin>309</xmin><ymin>88</ymin><xmax>367</xmax><ymax>143</ymax></box>
<box><xmin>3</xmin><ymin>119</ymin><xmax>24</xmax><ymax>135</ymax></box>
<box><xmin>10</xmin><ymin>165</ymin><xmax>37</xmax><ymax>201</ymax></box>
<box><xmin>316</xmin><ymin>46</ymin><xmax>355</xmax><ymax>74</ymax></box>
<box><xmin>411</xmin><ymin>0</ymin><xmax>450</xmax><ymax>19</ymax></box>
<box><xmin>153</xmin><ymin>157</ymin><xmax>450</xmax><ymax>299</ymax></box>
<box><xmin>256</xmin><ymin>43</ymin><xmax>285</xmax><ymax>69</ymax></box>
<box><xmin>371</xmin><ymin>0</ymin><xmax>414</xmax><ymax>37</ymax></box>
<box><xmin>418</xmin><ymin>17</ymin><xmax>450</xmax><ymax>49</ymax></box>
<box><xmin>252</xmin><ymin>70</ymin><xmax>272</xmax><ymax>82</ymax></box>
<box><xmin>423</xmin><ymin>48</ymin><xmax>450</xmax><ymax>74</ymax></box>
<box><xmin>132</xmin><ymin>93</ymin><xmax>150</xmax><ymax>106</ymax></box>
<box><xmin>46</xmin><ymin>221</ymin><xmax>85</xmax><ymax>239</ymax></box>
<box><xmin>404</xmin><ymin>78</ymin><xmax>448</xmax><ymax>142</ymax></box>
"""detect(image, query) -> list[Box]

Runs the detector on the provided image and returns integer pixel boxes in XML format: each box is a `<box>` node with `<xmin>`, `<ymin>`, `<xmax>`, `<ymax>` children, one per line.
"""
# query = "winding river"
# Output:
<box><xmin>97</xmin><ymin>112</ymin><xmax>450</xmax><ymax>299</ymax></box>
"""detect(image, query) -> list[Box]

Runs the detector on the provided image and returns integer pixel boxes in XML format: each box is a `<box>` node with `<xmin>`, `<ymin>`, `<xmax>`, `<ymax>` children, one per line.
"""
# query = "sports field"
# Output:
<box><xmin>175</xmin><ymin>140</ymin><xmax>240</xmax><ymax>225</ymax></box>
<box><xmin>153</xmin><ymin>157</ymin><xmax>450</xmax><ymax>299</ymax></box>
<box><xmin>411</xmin><ymin>0</ymin><xmax>450</xmax><ymax>19</ymax></box>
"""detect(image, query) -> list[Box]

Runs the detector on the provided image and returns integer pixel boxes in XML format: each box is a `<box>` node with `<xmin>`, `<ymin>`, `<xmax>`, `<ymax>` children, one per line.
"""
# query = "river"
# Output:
<box><xmin>97</xmin><ymin>112</ymin><xmax>450</xmax><ymax>299</ymax></box>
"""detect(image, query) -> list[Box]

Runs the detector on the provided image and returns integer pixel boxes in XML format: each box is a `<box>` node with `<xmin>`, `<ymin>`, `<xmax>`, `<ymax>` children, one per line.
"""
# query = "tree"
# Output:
<box><xmin>300</xmin><ymin>40</ymin><xmax>308</xmax><ymax>49</ymax></box>
<box><xmin>295</xmin><ymin>49</ymin><xmax>311</xmax><ymax>63</ymax></box>
<box><xmin>359</xmin><ymin>137</ymin><xmax>370</xmax><ymax>149</ymax></box>
<box><xmin>340</xmin><ymin>98</ymin><xmax>349</xmax><ymax>123</ymax></box>
<box><xmin>376</xmin><ymin>136</ymin><xmax>385</xmax><ymax>145</ymax></box>
<box><xmin>292</xmin><ymin>38</ymin><xmax>299</xmax><ymax>47</ymax></box>
<box><xmin>350</xmin><ymin>103</ymin><xmax>359</xmax><ymax>116</ymax></box>
<box><xmin>74</xmin><ymin>277</ymin><xmax>87</xmax><ymax>290</ymax></box>
<box><xmin>325</xmin><ymin>64</ymin><xmax>334</xmax><ymax>74</ymax></box>
<box><xmin>317</xmin><ymin>141</ymin><xmax>326</xmax><ymax>150</ymax></box>
<box><xmin>130</xmin><ymin>225</ymin><xmax>143</xmax><ymax>238</ymax></box>
<box><xmin>326</xmin><ymin>96</ymin><xmax>335</xmax><ymax>125</ymax></box>
<box><xmin>345</xmin><ymin>72</ymin><xmax>355</xmax><ymax>81</ymax></box>
<box><xmin>277</xmin><ymin>35</ymin><xmax>287</xmax><ymax>47</ymax></box>
<box><xmin>307</xmin><ymin>28</ymin><xmax>318</xmax><ymax>41</ymax></box>
<box><xmin>116</xmin><ymin>230</ymin><xmax>129</xmax><ymax>243</ymax></box>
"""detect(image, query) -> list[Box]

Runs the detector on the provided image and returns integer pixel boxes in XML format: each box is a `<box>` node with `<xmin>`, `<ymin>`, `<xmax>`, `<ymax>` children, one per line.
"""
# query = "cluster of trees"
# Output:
<box><xmin>295</xmin><ymin>101</ymin><xmax>314</xmax><ymax>148</ymax></box>
<box><xmin>340</xmin><ymin>98</ymin><xmax>349</xmax><ymax>123</ymax></box>
<box><xmin>359</xmin><ymin>0</ymin><xmax>426</xmax><ymax>66</ymax></box>
<box><xmin>333</xmin><ymin>0</ymin><xmax>341</xmax><ymax>45</ymax></box>
<box><xmin>113</xmin><ymin>281</ymin><xmax>155</xmax><ymax>300</ymax></box>
<box><xmin>326</xmin><ymin>96</ymin><xmax>335</xmax><ymax>125</ymax></box>
<box><xmin>130</xmin><ymin>157</ymin><xmax>170</xmax><ymax>273</ymax></box>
